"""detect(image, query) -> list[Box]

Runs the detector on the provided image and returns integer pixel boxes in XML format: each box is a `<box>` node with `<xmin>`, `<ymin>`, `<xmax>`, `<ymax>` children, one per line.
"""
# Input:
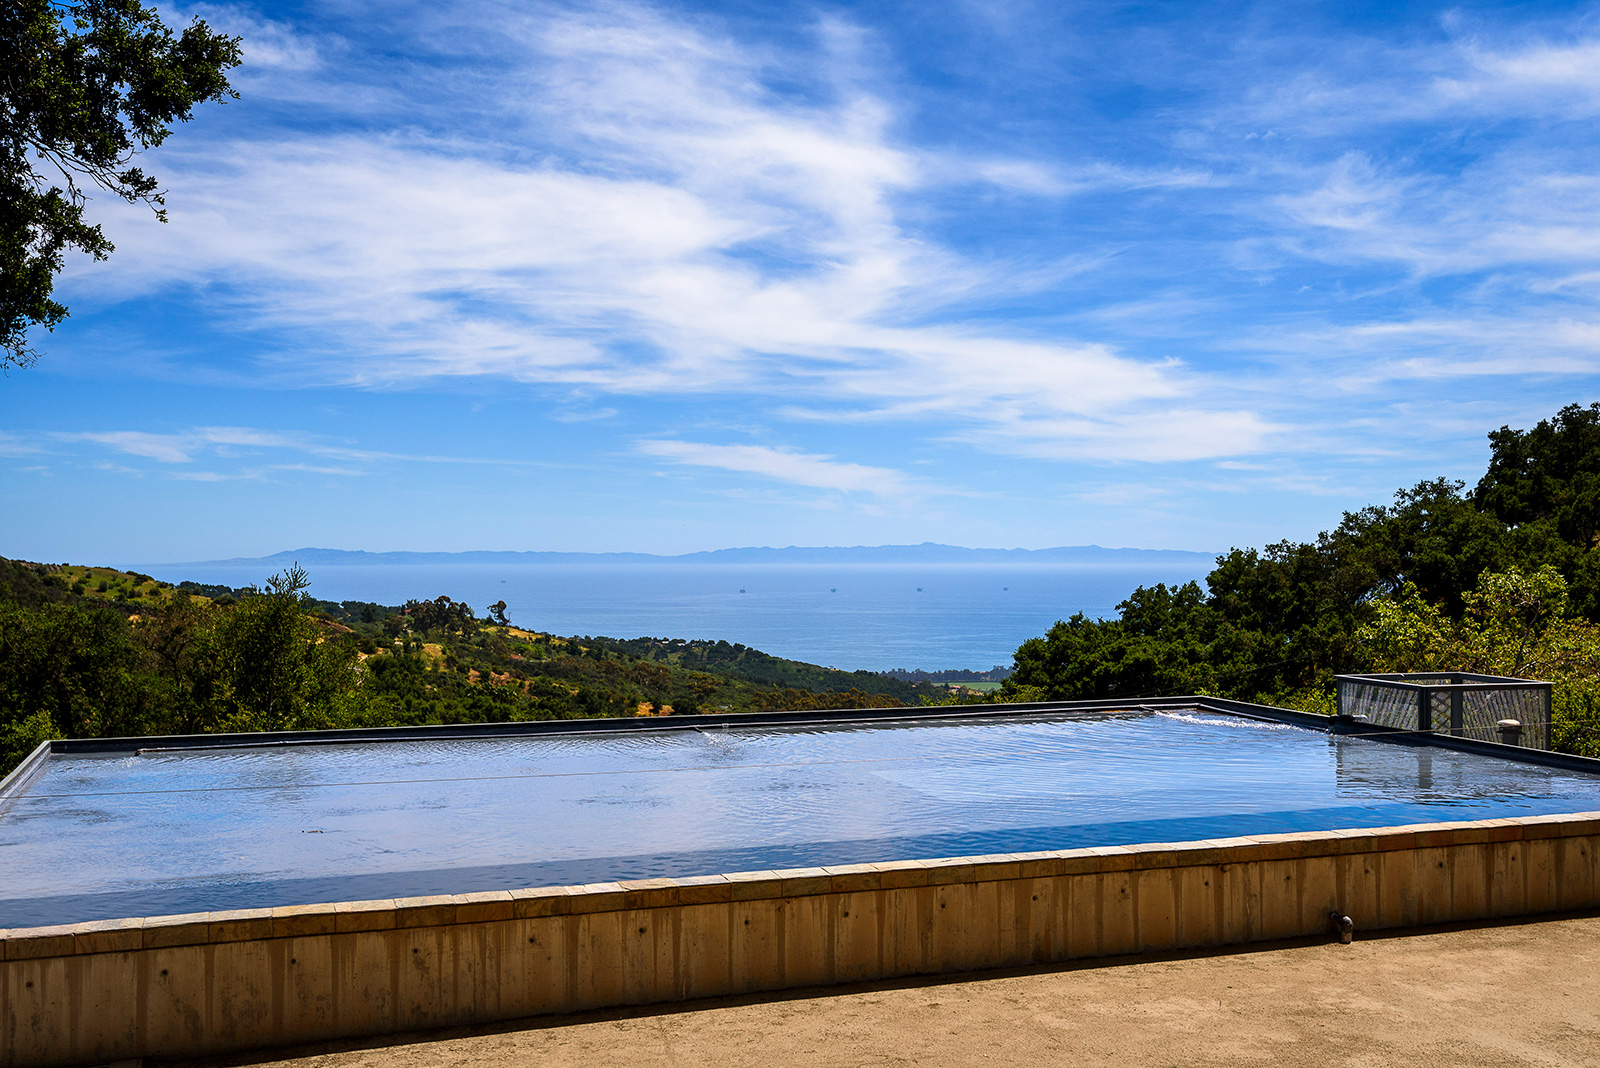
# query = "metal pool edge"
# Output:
<box><xmin>29</xmin><ymin>696</ymin><xmax>1311</xmax><ymax>756</ymax></box>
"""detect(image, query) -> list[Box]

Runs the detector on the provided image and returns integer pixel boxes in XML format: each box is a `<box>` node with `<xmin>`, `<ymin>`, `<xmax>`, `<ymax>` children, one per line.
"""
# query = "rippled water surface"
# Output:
<box><xmin>4</xmin><ymin>711</ymin><xmax>1600</xmax><ymax>926</ymax></box>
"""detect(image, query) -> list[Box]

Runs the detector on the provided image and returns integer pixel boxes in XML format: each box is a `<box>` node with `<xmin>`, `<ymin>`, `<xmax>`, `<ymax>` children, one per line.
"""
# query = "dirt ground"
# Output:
<box><xmin>176</xmin><ymin>914</ymin><xmax>1600</xmax><ymax>1068</ymax></box>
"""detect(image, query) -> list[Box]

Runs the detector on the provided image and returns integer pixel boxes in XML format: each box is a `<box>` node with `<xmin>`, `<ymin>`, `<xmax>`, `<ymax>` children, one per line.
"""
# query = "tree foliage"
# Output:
<box><xmin>1359</xmin><ymin>567</ymin><xmax>1596</xmax><ymax>679</ymax></box>
<box><xmin>398</xmin><ymin>595</ymin><xmax>477</xmax><ymax>636</ymax></box>
<box><xmin>207</xmin><ymin>565</ymin><xmax>361</xmax><ymax>732</ymax></box>
<box><xmin>0</xmin><ymin>559</ymin><xmax>925</xmax><ymax>775</ymax></box>
<box><xmin>2</xmin><ymin>0</ymin><xmax>241</xmax><ymax>368</ymax></box>
<box><xmin>1002</xmin><ymin>402</ymin><xmax>1600</xmax><ymax>753</ymax></box>
<box><xmin>1359</xmin><ymin>567</ymin><xmax>1600</xmax><ymax>756</ymax></box>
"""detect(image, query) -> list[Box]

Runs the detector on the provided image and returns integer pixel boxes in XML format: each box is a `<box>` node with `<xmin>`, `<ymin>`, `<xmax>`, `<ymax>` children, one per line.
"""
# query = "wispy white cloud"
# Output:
<box><xmin>60</xmin><ymin>427</ymin><xmax>303</xmax><ymax>464</ymax></box>
<box><xmin>72</xmin><ymin>1</ymin><xmax>1259</xmax><ymax>466</ymax></box>
<box><xmin>67</xmin><ymin>431</ymin><xmax>204</xmax><ymax>464</ymax></box>
<box><xmin>45</xmin><ymin>2</ymin><xmax>1600</xmax><ymax>505</ymax></box>
<box><xmin>1433</xmin><ymin>39</ymin><xmax>1600</xmax><ymax>116</ymax></box>
<box><xmin>638</xmin><ymin>439</ymin><xmax>920</xmax><ymax>496</ymax></box>
<box><xmin>0</xmin><ymin>431</ymin><xmax>42</xmax><ymax>458</ymax></box>
<box><xmin>971</xmin><ymin>161</ymin><xmax>1217</xmax><ymax>197</ymax></box>
<box><xmin>42</xmin><ymin>426</ymin><xmax>558</xmax><ymax>477</ymax></box>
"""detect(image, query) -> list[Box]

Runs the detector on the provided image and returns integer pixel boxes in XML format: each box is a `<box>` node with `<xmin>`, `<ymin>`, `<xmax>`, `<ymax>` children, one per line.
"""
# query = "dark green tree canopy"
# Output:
<box><xmin>1477</xmin><ymin>402</ymin><xmax>1600</xmax><ymax>546</ymax></box>
<box><xmin>1</xmin><ymin>0</ymin><xmax>241</xmax><ymax>368</ymax></box>
<box><xmin>1003</xmin><ymin>400</ymin><xmax>1600</xmax><ymax>719</ymax></box>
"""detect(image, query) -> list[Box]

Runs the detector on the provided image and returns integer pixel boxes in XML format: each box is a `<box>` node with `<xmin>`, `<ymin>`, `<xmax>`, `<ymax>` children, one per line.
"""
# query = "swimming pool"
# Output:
<box><xmin>6</xmin><ymin>708</ymin><xmax>1600</xmax><ymax>928</ymax></box>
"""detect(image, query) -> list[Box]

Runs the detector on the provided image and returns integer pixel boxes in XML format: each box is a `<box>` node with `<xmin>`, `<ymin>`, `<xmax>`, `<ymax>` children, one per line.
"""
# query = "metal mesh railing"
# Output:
<box><xmin>1335</xmin><ymin>672</ymin><xmax>1553</xmax><ymax>750</ymax></box>
<box><xmin>1463</xmin><ymin>687</ymin><xmax>1550</xmax><ymax>750</ymax></box>
<box><xmin>1336</xmin><ymin>678</ymin><xmax>1421</xmax><ymax>732</ymax></box>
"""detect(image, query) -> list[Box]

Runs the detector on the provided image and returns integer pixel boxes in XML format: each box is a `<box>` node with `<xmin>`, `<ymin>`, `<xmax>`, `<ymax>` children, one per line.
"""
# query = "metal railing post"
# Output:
<box><xmin>1544</xmin><ymin>685</ymin><xmax>1553</xmax><ymax>750</ymax></box>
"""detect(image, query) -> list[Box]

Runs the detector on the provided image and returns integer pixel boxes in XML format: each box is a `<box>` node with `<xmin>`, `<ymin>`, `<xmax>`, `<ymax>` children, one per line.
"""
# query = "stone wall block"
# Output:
<box><xmin>1298</xmin><ymin>856</ymin><xmax>1339</xmax><ymax>936</ymax></box>
<box><xmin>139</xmin><ymin>915</ymin><xmax>211</xmax><ymax>951</ymax></box>
<box><xmin>1450</xmin><ymin>844</ymin><xmax>1492</xmax><ymax>922</ymax></box>
<box><xmin>209</xmin><ymin>938</ymin><xmax>274</xmax><ymax>1050</ymax></box>
<box><xmin>484</xmin><ymin>920</ymin><xmax>530</xmax><ymax>1019</ymax></box>
<box><xmin>1043</xmin><ymin>875</ymin><xmax>1073</xmax><ymax>962</ymax></box>
<box><xmin>1007</xmin><ymin>878</ymin><xmax>1053</xmax><ymax>965</ymax></box>
<box><xmin>509</xmin><ymin>886</ymin><xmax>571</xmax><ymax>919</ymax></box>
<box><xmin>1215</xmin><ymin>863</ymin><xmax>1253</xmax><ymax>945</ymax></box>
<box><xmin>446</xmin><ymin>923</ymin><xmax>491</xmax><ymax>1024</ymax></box>
<box><xmin>822</xmin><ymin>865</ymin><xmax>881</xmax><ymax>893</ymax></box>
<box><xmin>1374</xmin><ymin>848</ymin><xmax>1417</xmax><ymax>929</ymax></box>
<box><xmin>1487</xmin><ymin>841</ymin><xmax>1525</xmax><ymax>917</ymax></box>
<box><xmin>1554</xmin><ymin>836</ymin><xmax>1597</xmax><ymax>910</ymax></box>
<box><xmin>678</xmin><ymin>903</ymin><xmax>731</xmax><ymax>1000</ymax></box>
<box><xmin>729</xmin><ymin>898</ymin><xmax>783</xmax><ymax>994</ymax></box>
<box><xmin>1256</xmin><ymin>861</ymin><xmax>1300</xmax><ymax>941</ymax></box>
<box><xmin>945</xmin><ymin>881</ymin><xmax>1001</xmax><ymax>974</ymax></box>
<box><xmin>975</xmin><ymin>882</ymin><xmax>1008</xmax><ymax>971</ymax></box>
<box><xmin>2</xmin><ymin>957</ymin><xmax>73</xmax><ymax>1068</ymax></box>
<box><xmin>1335</xmin><ymin>853</ymin><xmax>1379</xmax><ymax>932</ymax></box>
<box><xmin>73</xmin><ymin>918</ymin><xmax>143</xmax><ymax>956</ymax></box>
<box><xmin>889</xmin><ymin>882</ymin><xmax>934</xmax><ymax>978</ymax></box>
<box><xmin>1134</xmin><ymin>868</ymin><xmax>1177</xmax><ymax>952</ymax></box>
<box><xmin>331</xmin><ymin>900</ymin><xmax>396</xmax><ymax>934</ymax></box>
<box><xmin>571</xmin><ymin>911</ymin><xmax>627</xmax><ymax>1011</ymax></box>
<box><xmin>138</xmin><ymin>945</ymin><xmax>210</xmax><ymax>1058</ymax></box>
<box><xmin>1176</xmin><ymin>866</ymin><xmax>1219</xmax><ymax>947</ymax></box>
<box><xmin>63</xmin><ymin>950</ymin><xmax>139</xmax><ymax>1064</ymax></box>
<box><xmin>394</xmin><ymin>896</ymin><xmax>456</xmax><ymax>929</ymax></box>
<box><xmin>1099</xmin><ymin>872</ymin><xmax>1136</xmax><ymax>957</ymax></box>
<box><xmin>332</xmin><ymin>931</ymin><xmax>396</xmax><ymax>1038</ymax></box>
<box><xmin>618</xmin><ymin>908</ymin><xmax>665</xmax><ymax>1005</ymax></box>
<box><xmin>395</xmin><ymin>926</ymin><xmax>444</xmax><ymax>1031</ymax></box>
<box><xmin>779</xmin><ymin>894</ymin><xmax>833</xmax><ymax>989</ymax></box>
<box><xmin>1522</xmin><ymin>837</ymin><xmax>1557</xmax><ymax>913</ymax></box>
<box><xmin>516</xmin><ymin>915</ymin><xmax>571</xmax><ymax>1015</ymax></box>
<box><xmin>1063</xmin><ymin>874</ymin><xmax>1100</xmax><ymax>959</ymax></box>
<box><xmin>830</xmin><ymin>890</ymin><xmax>882</xmax><ymax>982</ymax></box>
<box><xmin>1415</xmin><ymin>847</ymin><xmax>1452</xmax><ymax>926</ymax></box>
<box><xmin>270</xmin><ymin>904</ymin><xmax>336</xmax><ymax>939</ymax></box>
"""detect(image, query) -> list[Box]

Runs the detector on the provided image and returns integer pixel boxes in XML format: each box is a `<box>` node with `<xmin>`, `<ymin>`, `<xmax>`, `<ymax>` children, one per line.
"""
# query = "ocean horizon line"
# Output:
<box><xmin>147</xmin><ymin>542</ymin><xmax>1220</xmax><ymax>570</ymax></box>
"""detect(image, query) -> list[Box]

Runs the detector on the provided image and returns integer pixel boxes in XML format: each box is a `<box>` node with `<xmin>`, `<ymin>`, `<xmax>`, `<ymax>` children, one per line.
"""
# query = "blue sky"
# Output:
<box><xmin>6</xmin><ymin>0</ymin><xmax>1600</xmax><ymax>563</ymax></box>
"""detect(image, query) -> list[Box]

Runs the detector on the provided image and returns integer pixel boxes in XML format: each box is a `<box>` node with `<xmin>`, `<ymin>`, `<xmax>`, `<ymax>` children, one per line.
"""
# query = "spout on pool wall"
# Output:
<box><xmin>4</xmin><ymin>811</ymin><xmax>1598</xmax><ymax>1068</ymax></box>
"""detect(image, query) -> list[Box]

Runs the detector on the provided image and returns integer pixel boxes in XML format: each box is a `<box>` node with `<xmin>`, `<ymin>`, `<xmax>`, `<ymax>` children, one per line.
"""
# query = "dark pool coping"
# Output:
<box><xmin>0</xmin><ymin>697</ymin><xmax>1231</xmax><ymax>805</ymax></box>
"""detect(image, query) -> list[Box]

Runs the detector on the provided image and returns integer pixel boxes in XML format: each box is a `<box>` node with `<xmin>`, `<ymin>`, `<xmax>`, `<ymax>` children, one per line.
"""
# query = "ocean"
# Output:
<box><xmin>139</xmin><ymin>561</ymin><xmax>1214</xmax><ymax>673</ymax></box>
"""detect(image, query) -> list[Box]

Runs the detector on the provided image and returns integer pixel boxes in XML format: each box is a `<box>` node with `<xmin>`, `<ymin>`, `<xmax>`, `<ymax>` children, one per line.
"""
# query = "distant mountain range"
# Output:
<box><xmin>176</xmin><ymin>543</ymin><xmax>1218</xmax><ymax>567</ymax></box>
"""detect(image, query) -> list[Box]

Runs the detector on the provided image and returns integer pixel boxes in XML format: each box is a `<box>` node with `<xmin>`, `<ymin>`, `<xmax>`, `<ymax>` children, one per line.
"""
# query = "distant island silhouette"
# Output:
<box><xmin>167</xmin><ymin>542</ymin><xmax>1217</xmax><ymax>568</ymax></box>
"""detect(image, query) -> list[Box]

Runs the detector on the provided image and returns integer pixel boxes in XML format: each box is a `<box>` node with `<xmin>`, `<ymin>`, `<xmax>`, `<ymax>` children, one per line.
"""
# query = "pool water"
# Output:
<box><xmin>4</xmin><ymin>711</ymin><xmax>1600</xmax><ymax>927</ymax></box>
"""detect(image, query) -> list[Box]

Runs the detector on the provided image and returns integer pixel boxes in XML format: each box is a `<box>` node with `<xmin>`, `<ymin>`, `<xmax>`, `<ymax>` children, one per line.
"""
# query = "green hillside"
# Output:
<box><xmin>0</xmin><ymin>560</ymin><xmax>935</xmax><ymax>775</ymax></box>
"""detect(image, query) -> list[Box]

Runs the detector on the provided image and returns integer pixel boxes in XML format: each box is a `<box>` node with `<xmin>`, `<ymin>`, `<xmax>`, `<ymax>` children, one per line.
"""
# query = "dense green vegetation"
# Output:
<box><xmin>1000</xmin><ymin>402</ymin><xmax>1600</xmax><ymax>754</ymax></box>
<box><xmin>0</xmin><ymin>561</ymin><xmax>930</xmax><ymax>775</ymax></box>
